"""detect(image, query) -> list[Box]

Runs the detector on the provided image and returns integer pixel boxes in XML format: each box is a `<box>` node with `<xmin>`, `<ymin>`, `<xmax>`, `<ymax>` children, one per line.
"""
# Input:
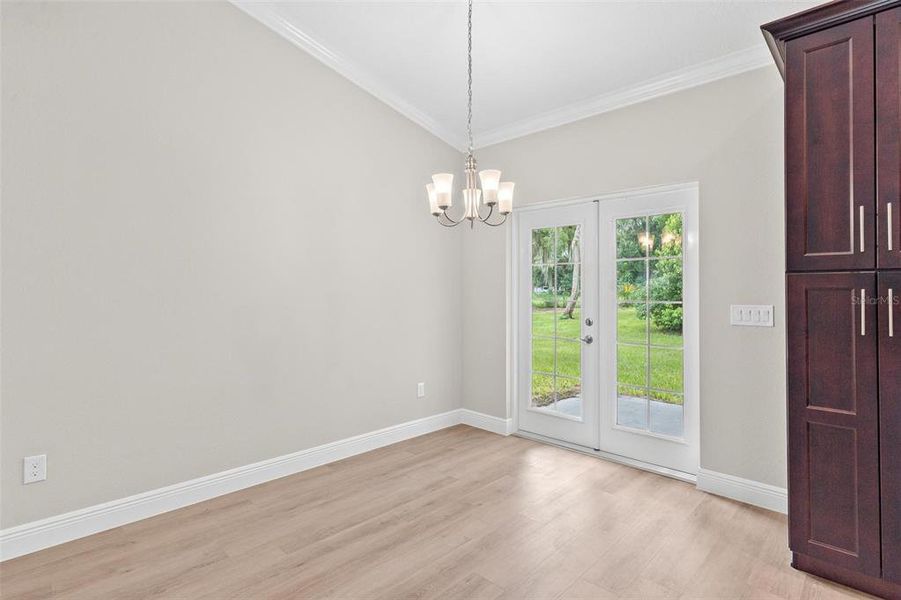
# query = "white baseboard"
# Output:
<box><xmin>1</xmin><ymin>408</ymin><xmax>511</xmax><ymax>561</ymax></box>
<box><xmin>460</xmin><ymin>409</ymin><xmax>514</xmax><ymax>436</ymax></box>
<box><xmin>696</xmin><ymin>468</ymin><xmax>787</xmax><ymax>514</ymax></box>
<box><xmin>1</xmin><ymin>412</ymin><xmax>783</xmax><ymax>561</ymax></box>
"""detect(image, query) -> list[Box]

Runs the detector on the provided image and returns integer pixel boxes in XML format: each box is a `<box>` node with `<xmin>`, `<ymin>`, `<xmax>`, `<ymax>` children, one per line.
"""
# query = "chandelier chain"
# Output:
<box><xmin>467</xmin><ymin>0</ymin><xmax>473</xmax><ymax>156</ymax></box>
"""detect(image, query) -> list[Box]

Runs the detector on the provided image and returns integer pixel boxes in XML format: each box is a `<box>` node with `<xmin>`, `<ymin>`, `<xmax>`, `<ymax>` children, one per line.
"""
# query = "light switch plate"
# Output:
<box><xmin>730</xmin><ymin>305</ymin><xmax>775</xmax><ymax>327</ymax></box>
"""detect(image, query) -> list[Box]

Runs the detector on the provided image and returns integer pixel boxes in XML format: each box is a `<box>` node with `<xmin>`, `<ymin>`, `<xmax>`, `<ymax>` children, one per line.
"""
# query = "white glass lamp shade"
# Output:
<box><xmin>431</xmin><ymin>173</ymin><xmax>454</xmax><ymax>209</ymax></box>
<box><xmin>498</xmin><ymin>182</ymin><xmax>514</xmax><ymax>214</ymax></box>
<box><xmin>463</xmin><ymin>188</ymin><xmax>482</xmax><ymax>219</ymax></box>
<box><xmin>426</xmin><ymin>183</ymin><xmax>440</xmax><ymax>216</ymax></box>
<box><xmin>478</xmin><ymin>169</ymin><xmax>501</xmax><ymax>205</ymax></box>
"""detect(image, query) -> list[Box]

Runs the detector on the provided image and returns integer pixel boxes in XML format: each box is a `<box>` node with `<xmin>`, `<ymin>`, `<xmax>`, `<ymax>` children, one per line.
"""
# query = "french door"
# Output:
<box><xmin>597</xmin><ymin>189</ymin><xmax>698</xmax><ymax>475</ymax></box>
<box><xmin>516</xmin><ymin>203</ymin><xmax>600</xmax><ymax>449</ymax></box>
<box><xmin>515</xmin><ymin>185</ymin><xmax>698</xmax><ymax>476</ymax></box>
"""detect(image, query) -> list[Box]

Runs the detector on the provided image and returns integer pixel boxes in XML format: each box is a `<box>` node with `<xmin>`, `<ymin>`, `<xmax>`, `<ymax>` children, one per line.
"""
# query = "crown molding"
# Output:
<box><xmin>474</xmin><ymin>45</ymin><xmax>774</xmax><ymax>148</ymax></box>
<box><xmin>231</xmin><ymin>2</ymin><xmax>774</xmax><ymax>151</ymax></box>
<box><xmin>230</xmin><ymin>1</ymin><xmax>469</xmax><ymax>151</ymax></box>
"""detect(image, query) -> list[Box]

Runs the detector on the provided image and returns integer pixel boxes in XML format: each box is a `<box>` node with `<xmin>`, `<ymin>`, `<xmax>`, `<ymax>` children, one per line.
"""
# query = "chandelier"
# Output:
<box><xmin>426</xmin><ymin>0</ymin><xmax>514</xmax><ymax>228</ymax></box>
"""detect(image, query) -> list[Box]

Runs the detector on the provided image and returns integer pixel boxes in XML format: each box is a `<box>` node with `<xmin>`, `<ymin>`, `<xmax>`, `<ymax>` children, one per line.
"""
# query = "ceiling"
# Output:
<box><xmin>233</xmin><ymin>1</ymin><xmax>819</xmax><ymax>150</ymax></box>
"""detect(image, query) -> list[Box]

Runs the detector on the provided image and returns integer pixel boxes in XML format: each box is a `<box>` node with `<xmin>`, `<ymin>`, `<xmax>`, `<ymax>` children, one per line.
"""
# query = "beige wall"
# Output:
<box><xmin>1</xmin><ymin>1</ymin><xmax>463</xmax><ymax>528</ymax></box>
<box><xmin>464</xmin><ymin>67</ymin><xmax>788</xmax><ymax>488</ymax></box>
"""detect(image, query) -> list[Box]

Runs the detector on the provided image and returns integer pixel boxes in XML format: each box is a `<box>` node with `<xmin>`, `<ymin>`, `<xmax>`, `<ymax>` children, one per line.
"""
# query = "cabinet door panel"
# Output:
<box><xmin>880</xmin><ymin>271</ymin><xmax>901</xmax><ymax>584</ymax></box>
<box><xmin>785</xmin><ymin>19</ymin><xmax>875</xmax><ymax>271</ymax></box>
<box><xmin>787</xmin><ymin>272</ymin><xmax>880</xmax><ymax>576</ymax></box>
<box><xmin>878</xmin><ymin>7</ymin><xmax>901</xmax><ymax>269</ymax></box>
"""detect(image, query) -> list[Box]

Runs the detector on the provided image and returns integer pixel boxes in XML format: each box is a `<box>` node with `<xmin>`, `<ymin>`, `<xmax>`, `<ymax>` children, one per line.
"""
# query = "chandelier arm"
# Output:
<box><xmin>476</xmin><ymin>202</ymin><xmax>495</xmax><ymax>223</ymax></box>
<box><xmin>435</xmin><ymin>216</ymin><xmax>463</xmax><ymax>227</ymax></box>
<box><xmin>472</xmin><ymin>202</ymin><xmax>508</xmax><ymax>227</ymax></box>
<box><xmin>482</xmin><ymin>213</ymin><xmax>509</xmax><ymax>227</ymax></box>
<box><xmin>437</xmin><ymin>208</ymin><xmax>465</xmax><ymax>227</ymax></box>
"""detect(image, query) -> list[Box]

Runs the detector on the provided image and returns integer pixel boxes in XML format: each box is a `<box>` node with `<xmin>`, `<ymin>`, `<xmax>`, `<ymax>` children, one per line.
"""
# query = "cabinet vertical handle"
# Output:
<box><xmin>860</xmin><ymin>206</ymin><xmax>865</xmax><ymax>253</ymax></box>
<box><xmin>861</xmin><ymin>289</ymin><xmax>866</xmax><ymax>336</ymax></box>
<box><xmin>890</xmin><ymin>288</ymin><xmax>895</xmax><ymax>338</ymax></box>
<box><xmin>889</xmin><ymin>203</ymin><xmax>894</xmax><ymax>252</ymax></box>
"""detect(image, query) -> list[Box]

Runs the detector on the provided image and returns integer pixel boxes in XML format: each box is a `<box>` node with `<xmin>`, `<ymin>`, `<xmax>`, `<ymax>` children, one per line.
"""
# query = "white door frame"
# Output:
<box><xmin>509</xmin><ymin>181</ymin><xmax>700</xmax><ymax>477</ymax></box>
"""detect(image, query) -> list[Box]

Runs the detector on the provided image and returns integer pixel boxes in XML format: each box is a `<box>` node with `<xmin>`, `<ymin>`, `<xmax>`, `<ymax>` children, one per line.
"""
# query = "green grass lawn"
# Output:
<box><xmin>531</xmin><ymin>306</ymin><xmax>683</xmax><ymax>406</ymax></box>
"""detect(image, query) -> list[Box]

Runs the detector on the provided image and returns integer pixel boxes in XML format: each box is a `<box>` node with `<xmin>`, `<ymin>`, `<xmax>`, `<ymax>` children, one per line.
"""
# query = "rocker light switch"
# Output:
<box><xmin>730</xmin><ymin>305</ymin><xmax>774</xmax><ymax>327</ymax></box>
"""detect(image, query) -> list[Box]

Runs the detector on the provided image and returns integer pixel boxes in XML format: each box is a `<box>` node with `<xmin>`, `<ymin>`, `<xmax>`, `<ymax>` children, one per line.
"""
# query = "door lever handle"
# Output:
<box><xmin>889</xmin><ymin>203</ymin><xmax>894</xmax><ymax>252</ymax></box>
<box><xmin>580</xmin><ymin>335</ymin><xmax>593</xmax><ymax>344</ymax></box>
<box><xmin>860</xmin><ymin>206</ymin><xmax>865</xmax><ymax>253</ymax></box>
<box><xmin>861</xmin><ymin>289</ymin><xmax>866</xmax><ymax>336</ymax></box>
<box><xmin>890</xmin><ymin>288</ymin><xmax>895</xmax><ymax>338</ymax></box>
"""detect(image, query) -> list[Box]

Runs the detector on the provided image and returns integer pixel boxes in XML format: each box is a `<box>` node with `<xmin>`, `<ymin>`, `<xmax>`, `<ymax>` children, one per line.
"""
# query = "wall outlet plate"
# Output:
<box><xmin>730</xmin><ymin>305</ymin><xmax>775</xmax><ymax>327</ymax></box>
<box><xmin>417</xmin><ymin>382</ymin><xmax>425</xmax><ymax>398</ymax></box>
<box><xmin>24</xmin><ymin>455</ymin><xmax>47</xmax><ymax>484</ymax></box>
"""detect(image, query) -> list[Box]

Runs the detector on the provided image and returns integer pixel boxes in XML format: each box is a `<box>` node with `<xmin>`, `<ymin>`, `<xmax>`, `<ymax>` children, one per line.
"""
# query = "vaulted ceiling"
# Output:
<box><xmin>234</xmin><ymin>1</ymin><xmax>818</xmax><ymax>150</ymax></box>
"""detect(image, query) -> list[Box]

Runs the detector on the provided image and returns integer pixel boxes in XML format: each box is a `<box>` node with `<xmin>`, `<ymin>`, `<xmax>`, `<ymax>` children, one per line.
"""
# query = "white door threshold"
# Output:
<box><xmin>513</xmin><ymin>430</ymin><xmax>697</xmax><ymax>484</ymax></box>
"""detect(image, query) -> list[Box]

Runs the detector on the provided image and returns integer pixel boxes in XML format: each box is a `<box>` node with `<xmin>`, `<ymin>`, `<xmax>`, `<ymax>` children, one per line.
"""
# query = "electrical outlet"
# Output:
<box><xmin>24</xmin><ymin>455</ymin><xmax>47</xmax><ymax>484</ymax></box>
<box><xmin>417</xmin><ymin>382</ymin><xmax>425</xmax><ymax>398</ymax></box>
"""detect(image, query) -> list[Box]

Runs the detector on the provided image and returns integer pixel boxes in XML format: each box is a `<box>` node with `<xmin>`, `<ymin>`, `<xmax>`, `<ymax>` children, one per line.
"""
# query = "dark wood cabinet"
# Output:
<box><xmin>786</xmin><ymin>272</ymin><xmax>881</xmax><ymax>576</ymax></box>
<box><xmin>880</xmin><ymin>271</ymin><xmax>901</xmax><ymax>584</ymax></box>
<box><xmin>879</xmin><ymin>7</ymin><xmax>901</xmax><ymax>269</ymax></box>
<box><xmin>764</xmin><ymin>2</ymin><xmax>901</xmax><ymax>597</ymax></box>
<box><xmin>785</xmin><ymin>18</ymin><xmax>875</xmax><ymax>272</ymax></box>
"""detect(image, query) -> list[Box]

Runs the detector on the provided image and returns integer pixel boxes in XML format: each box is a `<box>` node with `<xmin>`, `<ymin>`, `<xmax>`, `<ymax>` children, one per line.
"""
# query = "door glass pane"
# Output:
<box><xmin>557</xmin><ymin>303</ymin><xmax>580</xmax><ymax>339</ymax></box>
<box><xmin>650</xmin><ymin>309</ymin><xmax>682</xmax><ymax>347</ymax></box>
<box><xmin>555</xmin><ymin>376</ymin><xmax>581</xmax><ymax>417</ymax></box>
<box><xmin>556</xmin><ymin>225</ymin><xmax>580</xmax><ymax>263</ymax></box>
<box><xmin>649</xmin><ymin>213</ymin><xmax>683</xmax><ymax>257</ymax></box>
<box><xmin>617</xmin><ymin>261</ymin><xmax>646</xmax><ymax>302</ymax></box>
<box><xmin>616</xmin><ymin>216</ymin><xmax>647</xmax><ymax>259</ymax></box>
<box><xmin>556</xmin><ymin>263</ymin><xmax>580</xmax><ymax>339</ymax></box>
<box><xmin>650</xmin><ymin>393</ymin><xmax>683</xmax><ymax>437</ymax></box>
<box><xmin>616</xmin><ymin>344</ymin><xmax>646</xmax><ymax>388</ymax></box>
<box><xmin>650</xmin><ymin>259</ymin><xmax>682</xmax><ymax>302</ymax></box>
<box><xmin>529</xmin><ymin>224</ymin><xmax>583</xmax><ymax>418</ymax></box>
<box><xmin>617</xmin><ymin>385</ymin><xmax>649</xmax><ymax>429</ymax></box>
<box><xmin>650</xmin><ymin>348</ymin><xmax>683</xmax><ymax>393</ymax></box>
<box><xmin>617</xmin><ymin>304</ymin><xmax>647</xmax><ymax>344</ymax></box>
<box><xmin>614</xmin><ymin>213</ymin><xmax>685</xmax><ymax>438</ymax></box>
<box><xmin>556</xmin><ymin>340</ymin><xmax>581</xmax><ymax>378</ymax></box>
<box><xmin>531</xmin><ymin>373</ymin><xmax>555</xmax><ymax>409</ymax></box>
<box><xmin>531</xmin><ymin>337</ymin><xmax>554</xmax><ymax>376</ymax></box>
<box><xmin>532</xmin><ymin>228</ymin><xmax>555</xmax><ymax>265</ymax></box>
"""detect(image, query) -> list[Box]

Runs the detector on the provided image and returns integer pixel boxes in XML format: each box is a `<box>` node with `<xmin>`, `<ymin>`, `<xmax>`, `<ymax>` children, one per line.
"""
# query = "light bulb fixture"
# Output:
<box><xmin>426</xmin><ymin>0</ymin><xmax>513</xmax><ymax>228</ymax></box>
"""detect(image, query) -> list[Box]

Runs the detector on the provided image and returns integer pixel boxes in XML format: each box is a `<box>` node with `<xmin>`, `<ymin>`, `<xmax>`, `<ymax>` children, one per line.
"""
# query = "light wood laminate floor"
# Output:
<box><xmin>0</xmin><ymin>426</ymin><xmax>873</xmax><ymax>599</ymax></box>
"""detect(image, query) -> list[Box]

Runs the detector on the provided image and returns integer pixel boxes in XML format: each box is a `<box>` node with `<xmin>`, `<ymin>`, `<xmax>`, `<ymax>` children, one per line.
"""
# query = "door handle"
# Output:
<box><xmin>889</xmin><ymin>203</ymin><xmax>894</xmax><ymax>252</ymax></box>
<box><xmin>861</xmin><ymin>289</ymin><xmax>866</xmax><ymax>336</ymax></box>
<box><xmin>860</xmin><ymin>206</ymin><xmax>865</xmax><ymax>253</ymax></box>
<box><xmin>580</xmin><ymin>335</ymin><xmax>593</xmax><ymax>344</ymax></box>
<box><xmin>890</xmin><ymin>288</ymin><xmax>895</xmax><ymax>338</ymax></box>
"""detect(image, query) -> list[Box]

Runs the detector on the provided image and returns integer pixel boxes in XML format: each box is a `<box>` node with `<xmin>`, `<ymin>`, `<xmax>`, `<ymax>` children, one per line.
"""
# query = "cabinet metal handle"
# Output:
<box><xmin>860</xmin><ymin>206</ymin><xmax>865</xmax><ymax>253</ymax></box>
<box><xmin>861</xmin><ymin>289</ymin><xmax>866</xmax><ymax>336</ymax></box>
<box><xmin>889</xmin><ymin>203</ymin><xmax>894</xmax><ymax>252</ymax></box>
<box><xmin>890</xmin><ymin>289</ymin><xmax>895</xmax><ymax>338</ymax></box>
